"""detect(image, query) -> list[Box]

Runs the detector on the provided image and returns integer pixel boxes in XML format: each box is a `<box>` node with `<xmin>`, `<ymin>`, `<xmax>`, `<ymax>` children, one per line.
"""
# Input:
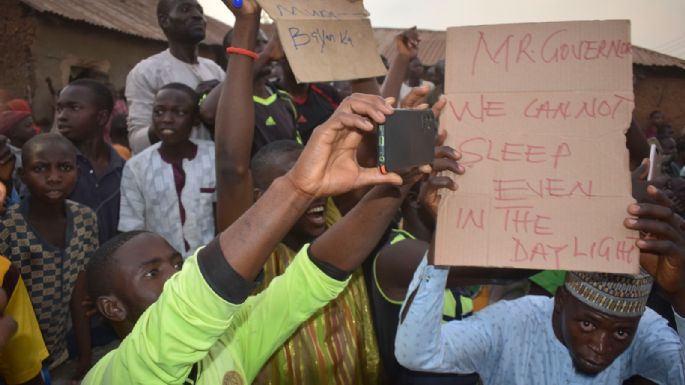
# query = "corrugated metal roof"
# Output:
<box><xmin>374</xmin><ymin>27</ymin><xmax>685</xmax><ymax>71</ymax></box>
<box><xmin>20</xmin><ymin>0</ymin><xmax>230</xmax><ymax>45</ymax></box>
<box><xmin>633</xmin><ymin>45</ymin><xmax>685</xmax><ymax>71</ymax></box>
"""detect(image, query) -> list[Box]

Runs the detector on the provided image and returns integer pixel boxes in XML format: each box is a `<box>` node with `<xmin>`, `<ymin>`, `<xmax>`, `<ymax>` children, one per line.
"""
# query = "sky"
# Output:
<box><xmin>198</xmin><ymin>0</ymin><xmax>685</xmax><ymax>59</ymax></box>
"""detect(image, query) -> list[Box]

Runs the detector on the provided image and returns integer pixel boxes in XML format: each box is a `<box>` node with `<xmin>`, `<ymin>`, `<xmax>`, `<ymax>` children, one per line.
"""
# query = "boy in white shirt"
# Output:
<box><xmin>119</xmin><ymin>83</ymin><xmax>215</xmax><ymax>255</ymax></box>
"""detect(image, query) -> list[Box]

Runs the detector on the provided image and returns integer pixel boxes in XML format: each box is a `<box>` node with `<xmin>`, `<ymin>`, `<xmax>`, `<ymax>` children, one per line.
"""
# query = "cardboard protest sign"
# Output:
<box><xmin>435</xmin><ymin>20</ymin><xmax>638</xmax><ymax>273</ymax></box>
<box><xmin>257</xmin><ymin>0</ymin><xmax>386</xmax><ymax>83</ymax></box>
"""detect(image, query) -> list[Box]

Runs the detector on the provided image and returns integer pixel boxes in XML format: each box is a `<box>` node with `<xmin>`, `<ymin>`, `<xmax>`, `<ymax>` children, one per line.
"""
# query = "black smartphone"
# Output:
<box><xmin>378</xmin><ymin>109</ymin><xmax>437</xmax><ymax>173</ymax></box>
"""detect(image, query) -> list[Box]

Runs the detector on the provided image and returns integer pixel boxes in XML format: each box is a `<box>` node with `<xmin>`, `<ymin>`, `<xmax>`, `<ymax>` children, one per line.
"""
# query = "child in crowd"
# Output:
<box><xmin>0</xmin><ymin>256</ymin><xmax>49</xmax><ymax>385</ymax></box>
<box><xmin>118</xmin><ymin>83</ymin><xmax>215</xmax><ymax>255</ymax></box>
<box><xmin>56</xmin><ymin>79</ymin><xmax>124</xmax><ymax>244</ymax></box>
<box><xmin>0</xmin><ymin>133</ymin><xmax>97</xmax><ymax>380</ymax></box>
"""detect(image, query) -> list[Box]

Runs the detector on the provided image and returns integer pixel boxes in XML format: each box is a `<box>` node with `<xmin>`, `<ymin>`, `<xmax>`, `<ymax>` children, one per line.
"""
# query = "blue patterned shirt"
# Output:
<box><xmin>395</xmin><ymin>257</ymin><xmax>685</xmax><ymax>385</ymax></box>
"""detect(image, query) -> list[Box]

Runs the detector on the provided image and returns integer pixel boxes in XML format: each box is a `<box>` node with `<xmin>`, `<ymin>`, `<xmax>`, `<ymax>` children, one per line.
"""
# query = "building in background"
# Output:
<box><xmin>0</xmin><ymin>0</ymin><xmax>230</xmax><ymax>129</ymax></box>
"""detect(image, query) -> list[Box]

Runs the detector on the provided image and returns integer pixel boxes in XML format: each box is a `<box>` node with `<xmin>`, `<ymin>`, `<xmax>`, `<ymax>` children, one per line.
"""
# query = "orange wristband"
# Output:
<box><xmin>226</xmin><ymin>47</ymin><xmax>258</xmax><ymax>60</ymax></box>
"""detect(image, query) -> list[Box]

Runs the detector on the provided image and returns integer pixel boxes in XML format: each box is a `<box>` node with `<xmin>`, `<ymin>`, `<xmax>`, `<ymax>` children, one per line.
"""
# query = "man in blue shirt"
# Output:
<box><xmin>396</xmin><ymin>185</ymin><xmax>685</xmax><ymax>385</ymax></box>
<box><xmin>57</xmin><ymin>79</ymin><xmax>124</xmax><ymax>243</ymax></box>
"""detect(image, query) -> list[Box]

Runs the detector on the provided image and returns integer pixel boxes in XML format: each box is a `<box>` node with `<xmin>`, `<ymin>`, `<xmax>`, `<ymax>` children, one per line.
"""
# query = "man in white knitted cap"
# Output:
<box><xmin>395</xmin><ymin>185</ymin><xmax>685</xmax><ymax>384</ymax></box>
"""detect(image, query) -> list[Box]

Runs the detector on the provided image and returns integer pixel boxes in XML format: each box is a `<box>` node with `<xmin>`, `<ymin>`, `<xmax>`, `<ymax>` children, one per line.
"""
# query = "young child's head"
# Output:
<box><xmin>20</xmin><ymin>133</ymin><xmax>78</xmax><ymax>205</ymax></box>
<box><xmin>56</xmin><ymin>79</ymin><xmax>114</xmax><ymax>144</ymax></box>
<box><xmin>87</xmin><ymin>231</ymin><xmax>183</xmax><ymax>336</ymax></box>
<box><xmin>251</xmin><ymin>140</ymin><xmax>327</xmax><ymax>243</ymax></box>
<box><xmin>152</xmin><ymin>83</ymin><xmax>199</xmax><ymax>146</ymax></box>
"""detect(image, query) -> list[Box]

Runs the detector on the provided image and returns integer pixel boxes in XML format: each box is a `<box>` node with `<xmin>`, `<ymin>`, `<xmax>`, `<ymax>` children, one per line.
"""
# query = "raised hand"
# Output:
<box><xmin>224</xmin><ymin>0</ymin><xmax>260</xmax><ymax>17</ymax></box>
<box><xmin>397</xmin><ymin>27</ymin><xmax>420</xmax><ymax>59</ymax></box>
<box><xmin>418</xmin><ymin>146</ymin><xmax>464</xmax><ymax>221</ymax></box>
<box><xmin>286</xmin><ymin>93</ymin><xmax>402</xmax><ymax>198</ymax></box>
<box><xmin>624</xmin><ymin>185</ymin><xmax>685</xmax><ymax>314</ymax></box>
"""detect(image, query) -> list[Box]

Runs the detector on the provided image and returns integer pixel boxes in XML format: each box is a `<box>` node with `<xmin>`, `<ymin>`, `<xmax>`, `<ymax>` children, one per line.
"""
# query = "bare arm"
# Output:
<box><xmin>311</xmin><ymin>183</ymin><xmax>411</xmax><ymax>272</ymax></box>
<box><xmin>381</xmin><ymin>27</ymin><xmax>419</xmax><ymax>101</ymax></box>
<box><xmin>214</xmin><ymin>11</ymin><xmax>260</xmax><ymax>232</ymax></box>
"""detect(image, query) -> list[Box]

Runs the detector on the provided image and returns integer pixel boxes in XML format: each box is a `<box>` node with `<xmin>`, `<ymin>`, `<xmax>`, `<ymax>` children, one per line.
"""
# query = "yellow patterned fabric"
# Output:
<box><xmin>253</xmin><ymin>199</ymin><xmax>381</xmax><ymax>385</ymax></box>
<box><xmin>0</xmin><ymin>256</ymin><xmax>49</xmax><ymax>385</ymax></box>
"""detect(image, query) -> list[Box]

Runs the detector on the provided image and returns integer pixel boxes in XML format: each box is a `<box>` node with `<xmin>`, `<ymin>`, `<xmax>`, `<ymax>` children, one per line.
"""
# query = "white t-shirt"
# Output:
<box><xmin>125</xmin><ymin>49</ymin><xmax>225</xmax><ymax>153</ymax></box>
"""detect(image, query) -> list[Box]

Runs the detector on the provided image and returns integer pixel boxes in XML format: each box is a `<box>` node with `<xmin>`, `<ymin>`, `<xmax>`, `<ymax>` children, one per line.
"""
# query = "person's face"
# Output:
<box><xmin>56</xmin><ymin>85</ymin><xmax>105</xmax><ymax>143</ymax></box>
<box><xmin>661</xmin><ymin>125</ymin><xmax>675</xmax><ymax>139</ymax></box>
<box><xmin>430</xmin><ymin>62</ymin><xmax>445</xmax><ymax>85</ymax></box>
<box><xmin>255</xmin><ymin>30</ymin><xmax>275</xmax><ymax>79</ymax></box>
<box><xmin>152</xmin><ymin>89</ymin><xmax>195</xmax><ymax>145</ymax></box>
<box><xmin>161</xmin><ymin>0</ymin><xmax>206</xmax><ymax>45</ymax></box>
<box><xmin>558</xmin><ymin>290</ymin><xmax>640</xmax><ymax>375</ymax></box>
<box><xmin>256</xmin><ymin>150</ymin><xmax>327</xmax><ymax>240</ymax></box>
<box><xmin>651</xmin><ymin>112</ymin><xmax>665</xmax><ymax>127</ymax></box>
<box><xmin>20</xmin><ymin>142</ymin><xmax>77</xmax><ymax>204</ymax></box>
<box><xmin>661</xmin><ymin>137</ymin><xmax>677</xmax><ymax>156</ymax></box>
<box><xmin>110</xmin><ymin>233</ymin><xmax>184</xmax><ymax>323</ymax></box>
<box><xmin>408</xmin><ymin>58</ymin><xmax>424</xmax><ymax>79</ymax></box>
<box><xmin>7</xmin><ymin>116</ymin><xmax>36</xmax><ymax>148</ymax></box>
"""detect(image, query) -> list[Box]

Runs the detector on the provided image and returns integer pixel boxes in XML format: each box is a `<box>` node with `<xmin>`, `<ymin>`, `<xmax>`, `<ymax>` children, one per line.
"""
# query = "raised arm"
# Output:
<box><xmin>382</xmin><ymin>27</ymin><xmax>419</xmax><ymax>101</ymax></box>
<box><xmin>199</xmin><ymin>30</ymin><xmax>283</xmax><ymax>128</ymax></box>
<box><xmin>612</xmin><ymin>185</ymin><xmax>685</xmax><ymax>383</ymax></box>
<box><xmin>213</xmin><ymin>5</ymin><xmax>260</xmax><ymax>232</ymax></box>
<box><xmin>625</xmin><ymin>185</ymin><xmax>685</xmax><ymax>325</ymax></box>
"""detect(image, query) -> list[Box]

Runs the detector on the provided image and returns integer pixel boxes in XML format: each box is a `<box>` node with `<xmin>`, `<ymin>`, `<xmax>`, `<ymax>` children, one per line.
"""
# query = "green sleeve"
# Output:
<box><xmin>529</xmin><ymin>270</ymin><xmax>567</xmax><ymax>295</ymax></box>
<box><xmin>83</xmin><ymin>251</ymin><xmax>243</xmax><ymax>385</ymax></box>
<box><xmin>223</xmin><ymin>244</ymin><xmax>349</xmax><ymax>383</ymax></box>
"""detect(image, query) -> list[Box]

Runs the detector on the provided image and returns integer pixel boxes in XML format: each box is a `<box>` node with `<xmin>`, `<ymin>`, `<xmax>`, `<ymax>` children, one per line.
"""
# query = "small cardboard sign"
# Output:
<box><xmin>257</xmin><ymin>0</ymin><xmax>386</xmax><ymax>83</ymax></box>
<box><xmin>435</xmin><ymin>20</ymin><xmax>638</xmax><ymax>274</ymax></box>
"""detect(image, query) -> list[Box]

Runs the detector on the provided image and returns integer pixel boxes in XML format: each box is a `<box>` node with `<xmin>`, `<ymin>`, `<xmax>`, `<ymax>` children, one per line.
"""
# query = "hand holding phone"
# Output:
<box><xmin>378</xmin><ymin>109</ymin><xmax>437</xmax><ymax>174</ymax></box>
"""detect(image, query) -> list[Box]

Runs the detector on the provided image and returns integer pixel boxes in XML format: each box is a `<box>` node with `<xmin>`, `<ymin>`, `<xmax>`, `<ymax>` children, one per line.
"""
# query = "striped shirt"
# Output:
<box><xmin>253</xmin><ymin>199</ymin><xmax>381</xmax><ymax>385</ymax></box>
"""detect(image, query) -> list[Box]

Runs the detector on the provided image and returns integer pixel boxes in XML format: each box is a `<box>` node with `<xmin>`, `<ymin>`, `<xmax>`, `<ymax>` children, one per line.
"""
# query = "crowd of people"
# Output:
<box><xmin>0</xmin><ymin>1</ymin><xmax>684</xmax><ymax>384</ymax></box>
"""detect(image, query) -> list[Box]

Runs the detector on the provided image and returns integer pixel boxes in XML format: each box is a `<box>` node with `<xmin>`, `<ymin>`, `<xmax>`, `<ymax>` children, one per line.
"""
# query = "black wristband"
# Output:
<box><xmin>307</xmin><ymin>247</ymin><xmax>352</xmax><ymax>282</ymax></box>
<box><xmin>197</xmin><ymin>237</ymin><xmax>261</xmax><ymax>304</ymax></box>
